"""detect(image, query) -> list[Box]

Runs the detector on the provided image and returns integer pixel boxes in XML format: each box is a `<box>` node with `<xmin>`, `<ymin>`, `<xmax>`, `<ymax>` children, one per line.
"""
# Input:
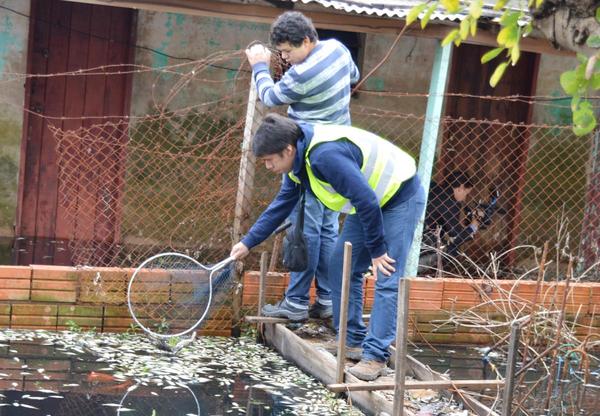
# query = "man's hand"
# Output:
<box><xmin>230</xmin><ymin>242</ymin><xmax>250</xmax><ymax>260</ymax></box>
<box><xmin>469</xmin><ymin>206</ymin><xmax>484</xmax><ymax>232</ymax></box>
<box><xmin>245</xmin><ymin>44</ymin><xmax>271</xmax><ymax>66</ymax></box>
<box><xmin>372</xmin><ymin>253</ymin><xmax>396</xmax><ymax>279</ymax></box>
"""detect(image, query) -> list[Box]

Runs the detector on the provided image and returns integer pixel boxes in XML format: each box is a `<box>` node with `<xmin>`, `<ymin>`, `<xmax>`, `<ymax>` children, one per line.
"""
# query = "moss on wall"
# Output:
<box><xmin>0</xmin><ymin>118</ymin><xmax>20</xmax><ymax>232</ymax></box>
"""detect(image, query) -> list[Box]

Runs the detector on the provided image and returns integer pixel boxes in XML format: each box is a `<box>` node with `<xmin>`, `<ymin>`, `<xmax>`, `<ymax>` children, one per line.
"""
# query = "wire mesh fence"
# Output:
<box><xmin>23</xmin><ymin>51</ymin><xmax>595</xmax><ymax>330</ymax></box>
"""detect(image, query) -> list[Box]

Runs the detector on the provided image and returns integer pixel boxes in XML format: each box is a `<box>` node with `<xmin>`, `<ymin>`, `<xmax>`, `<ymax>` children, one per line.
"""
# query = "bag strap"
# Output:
<box><xmin>296</xmin><ymin>185</ymin><xmax>306</xmax><ymax>230</ymax></box>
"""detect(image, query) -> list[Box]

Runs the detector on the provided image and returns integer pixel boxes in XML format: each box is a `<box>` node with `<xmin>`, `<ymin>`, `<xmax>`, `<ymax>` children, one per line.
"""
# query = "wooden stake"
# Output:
<box><xmin>336</xmin><ymin>241</ymin><xmax>352</xmax><ymax>384</ymax></box>
<box><xmin>269</xmin><ymin>233</ymin><xmax>283</xmax><ymax>271</ymax></box>
<box><xmin>258</xmin><ymin>251</ymin><xmax>269</xmax><ymax>314</ymax></box>
<box><xmin>393</xmin><ymin>278</ymin><xmax>410</xmax><ymax>416</ymax></box>
<box><xmin>328</xmin><ymin>379</ymin><xmax>505</xmax><ymax>393</ymax></box>
<box><xmin>256</xmin><ymin>251</ymin><xmax>269</xmax><ymax>342</ymax></box>
<box><xmin>231</xmin><ymin>79</ymin><xmax>263</xmax><ymax>337</ymax></box>
<box><xmin>245</xmin><ymin>316</ymin><xmax>289</xmax><ymax>323</ymax></box>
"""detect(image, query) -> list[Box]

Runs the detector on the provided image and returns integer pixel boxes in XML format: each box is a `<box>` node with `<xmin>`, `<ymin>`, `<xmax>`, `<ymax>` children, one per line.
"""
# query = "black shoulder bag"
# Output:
<box><xmin>282</xmin><ymin>187</ymin><xmax>309</xmax><ymax>272</ymax></box>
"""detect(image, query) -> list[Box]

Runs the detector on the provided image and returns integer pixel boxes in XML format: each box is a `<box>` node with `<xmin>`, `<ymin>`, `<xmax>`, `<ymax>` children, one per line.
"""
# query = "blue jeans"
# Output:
<box><xmin>330</xmin><ymin>183</ymin><xmax>426</xmax><ymax>362</ymax></box>
<box><xmin>285</xmin><ymin>191</ymin><xmax>339</xmax><ymax>307</ymax></box>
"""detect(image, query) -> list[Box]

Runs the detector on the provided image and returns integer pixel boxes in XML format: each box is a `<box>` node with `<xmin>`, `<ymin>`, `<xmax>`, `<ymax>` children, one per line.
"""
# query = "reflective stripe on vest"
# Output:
<box><xmin>296</xmin><ymin>124</ymin><xmax>416</xmax><ymax>214</ymax></box>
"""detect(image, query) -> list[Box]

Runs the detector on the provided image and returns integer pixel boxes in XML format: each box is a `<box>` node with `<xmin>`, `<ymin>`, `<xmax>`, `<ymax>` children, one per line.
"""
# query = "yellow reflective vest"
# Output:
<box><xmin>290</xmin><ymin>124</ymin><xmax>416</xmax><ymax>213</ymax></box>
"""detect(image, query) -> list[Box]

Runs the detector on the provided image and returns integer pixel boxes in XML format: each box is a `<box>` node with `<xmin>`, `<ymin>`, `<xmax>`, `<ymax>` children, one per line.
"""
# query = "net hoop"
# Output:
<box><xmin>127</xmin><ymin>252</ymin><xmax>234</xmax><ymax>339</ymax></box>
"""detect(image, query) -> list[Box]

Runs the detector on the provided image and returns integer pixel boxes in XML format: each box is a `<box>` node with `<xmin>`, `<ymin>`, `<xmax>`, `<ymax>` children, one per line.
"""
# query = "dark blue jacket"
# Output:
<box><xmin>241</xmin><ymin>123</ymin><xmax>420</xmax><ymax>258</ymax></box>
<box><xmin>425</xmin><ymin>182</ymin><xmax>475</xmax><ymax>254</ymax></box>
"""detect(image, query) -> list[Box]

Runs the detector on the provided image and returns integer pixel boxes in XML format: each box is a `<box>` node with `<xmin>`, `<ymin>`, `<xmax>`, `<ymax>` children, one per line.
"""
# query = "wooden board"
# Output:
<box><xmin>328</xmin><ymin>379</ymin><xmax>504</xmax><ymax>392</ymax></box>
<box><xmin>263</xmin><ymin>322</ymin><xmax>397</xmax><ymax>416</ymax></box>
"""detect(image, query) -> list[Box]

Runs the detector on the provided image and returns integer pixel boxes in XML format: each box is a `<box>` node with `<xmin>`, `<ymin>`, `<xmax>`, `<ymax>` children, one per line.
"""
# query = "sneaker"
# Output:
<box><xmin>261</xmin><ymin>298</ymin><xmax>308</xmax><ymax>322</ymax></box>
<box><xmin>308</xmin><ymin>301</ymin><xmax>333</xmax><ymax>319</ymax></box>
<box><xmin>321</xmin><ymin>341</ymin><xmax>362</xmax><ymax>361</ymax></box>
<box><xmin>348</xmin><ymin>359</ymin><xmax>387</xmax><ymax>381</ymax></box>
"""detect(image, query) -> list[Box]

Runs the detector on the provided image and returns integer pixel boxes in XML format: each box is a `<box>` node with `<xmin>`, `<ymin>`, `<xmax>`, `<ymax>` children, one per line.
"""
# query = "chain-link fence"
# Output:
<box><xmin>44</xmin><ymin>52</ymin><xmax>599</xmax><ymax>329</ymax></box>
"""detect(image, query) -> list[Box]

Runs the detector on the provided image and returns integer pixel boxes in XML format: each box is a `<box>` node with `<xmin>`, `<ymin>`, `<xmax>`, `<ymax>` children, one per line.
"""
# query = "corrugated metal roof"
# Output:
<box><xmin>288</xmin><ymin>0</ymin><xmax>528</xmax><ymax>23</ymax></box>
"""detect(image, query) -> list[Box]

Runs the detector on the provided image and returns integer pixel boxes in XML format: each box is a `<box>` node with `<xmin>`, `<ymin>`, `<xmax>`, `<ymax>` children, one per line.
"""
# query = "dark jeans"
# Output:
<box><xmin>285</xmin><ymin>191</ymin><xmax>339</xmax><ymax>308</ymax></box>
<box><xmin>330</xmin><ymin>184</ymin><xmax>426</xmax><ymax>361</ymax></box>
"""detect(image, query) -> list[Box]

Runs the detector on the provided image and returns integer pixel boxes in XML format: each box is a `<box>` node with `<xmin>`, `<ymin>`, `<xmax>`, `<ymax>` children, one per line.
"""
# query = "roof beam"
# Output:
<box><xmin>64</xmin><ymin>0</ymin><xmax>573</xmax><ymax>56</ymax></box>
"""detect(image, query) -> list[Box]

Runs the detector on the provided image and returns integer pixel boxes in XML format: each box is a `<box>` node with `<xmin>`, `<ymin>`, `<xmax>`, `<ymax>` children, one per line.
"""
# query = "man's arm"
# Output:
<box><xmin>444</xmin><ymin>205</ymin><xmax>479</xmax><ymax>255</ymax></box>
<box><xmin>240</xmin><ymin>175</ymin><xmax>300</xmax><ymax>249</ymax></box>
<box><xmin>252</xmin><ymin>63</ymin><xmax>302</xmax><ymax>107</ymax></box>
<box><xmin>245</xmin><ymin>44</ymin><xmax>296</xmax><ymax>107</ymax></box>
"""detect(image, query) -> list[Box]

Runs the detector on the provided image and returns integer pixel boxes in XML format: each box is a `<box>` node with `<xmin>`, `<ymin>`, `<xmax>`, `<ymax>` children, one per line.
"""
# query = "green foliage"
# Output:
<box><xmin>490</xmin><ymin>61</ymin><xmax>508</xmax><ymax>87</ymax></box>
<box><xmin>407</xmin><ymin>0</ymin><xmax>600</xmax><ymax>137</ymax></box>
<box><xmin>154</xmin><ymin>318</ymin><xmax>170</xmax><ymax>334</ymax></box>
<box><xmin>65</xmin><ymin>320</ymin><xmax>82</xmax><ymax>333</ymax></box>
<box><xmin>587</xmin><ymin>35</ymin><xmax>600</xmax><ymax>48</ymax></box>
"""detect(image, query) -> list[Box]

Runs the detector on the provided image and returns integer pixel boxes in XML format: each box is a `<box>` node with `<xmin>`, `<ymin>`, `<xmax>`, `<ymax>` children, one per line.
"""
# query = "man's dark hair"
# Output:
<box><xmin>443</xmin><ymin>171</ymin><xmax>473</xmax><ymax>189</ymax></box>
<box><xmin>253</xmin><ymin>113</ymin><xmax>302</xmax><ymax>157</ymax></box>
<box><xmin>270</xmin><ymin>11</ymin><xmax>318</xmax><ymax>47</ymax></box>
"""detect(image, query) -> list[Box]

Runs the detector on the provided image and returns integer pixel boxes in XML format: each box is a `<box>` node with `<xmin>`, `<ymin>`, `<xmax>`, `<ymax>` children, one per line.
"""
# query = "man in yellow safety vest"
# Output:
<box><xmin>230</xmin><ymin>113</ymin><xmax>426</xmax><ymax>381</ymax></box>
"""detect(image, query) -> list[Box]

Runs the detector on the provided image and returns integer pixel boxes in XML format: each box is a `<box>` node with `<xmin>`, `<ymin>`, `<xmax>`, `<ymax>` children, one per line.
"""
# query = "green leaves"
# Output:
<box><xmin>573</xmin><ymin>101</ymin><xmax>597</xmax><ymax>136</ymax></box>
<box><xmin>407</xmin><ymin>3</ymin><xmax>428</xmax><ymax>26</ymax></box>
<box><xmin>587</xmin><ymin>35</ymin><xmax>600</xmax><ymax>48</ymax></box>
<box><xmin>528</xmin><ymin>0</ymin><xmax>544</xmax><ymax>9</ymax></box>
<box><xmin>441</xmin><ymin>0</ymin><xmax>460</xmax><ymax>14</ymax></box>
<box><xmin>422</xmin><ymin>3</ymin><xmax>438</xmax><ymax>28</ymax></box>
<box><xmin>490</xmin><ymin>61</ymin><xmax>508</xmax><ymax>87</ymax></box>
<box><xmin>481</xmin><ymin>47</ymin><xmax>504</xmax><ymax>63</ymax></box>
<box><xmin>469</xmin><ymin>0</ymin><xmax>483</xmax><ymax>19</ymax></box>
<box><xmin>460</xmin><ymin>18</ymin><xmax>470</xmax><ymax>40</ymax></box>
<box><xmin>408</xmin><ymin>0</ymin><xmax>598</xmax><ymax>137</ymax></box>
<box><xmin>560</xmin><ymin>70</ymin><xmax>579</xmax><ymax>95</ymax></box>
<box><xmin>560</xmin><ymin>55</ymin><xmax>600</xmax><ymax>136</ymax></box>
<box><xmin>493</xmin><ymin>0</ymin><xmax>509</xmax><ymax>11</ymax></box>
<box><xmin>441</xmin><ymin>29</ymin><xmax>460</xmax><ymax>46</ymax></box>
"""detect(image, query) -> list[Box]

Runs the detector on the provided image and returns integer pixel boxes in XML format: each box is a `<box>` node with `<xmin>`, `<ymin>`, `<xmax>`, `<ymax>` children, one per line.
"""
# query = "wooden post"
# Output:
<box><xmin>269</xmin><ymin>233</ymin><xmax>283</xmax><ymax>271</ymax></box>
<box><xmin>501</xmin><ymin>320</ymin><xmax>521</xmax><ymax>416</ymax></box>
<box><xmin>231</xmin><ymin>80</ymin><xmax>264</xmax><ymax>336</ymax></box>
<box><xmin>336</xmin><ymin>242</ymin><xmax>353</xmax><ymax>384</ymax></box>
<box><xmin>258</xmin><ymin>251</ymin><xmax>269</xmax><ymax>314</ymax></box>
<box><xmin>392</xmin><ymin>278</ymin><xmax>410</xmax><ymax>416</ymax></box>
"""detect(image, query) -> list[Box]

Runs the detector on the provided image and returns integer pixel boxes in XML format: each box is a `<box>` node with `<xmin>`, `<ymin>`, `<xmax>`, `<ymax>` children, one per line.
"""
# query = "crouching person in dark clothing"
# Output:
<box><xmin>230</xmin><ymin>113</ymin><xmax>426</xmax><ymax>381</ymax></box>
<box><xmin>422</xmin><ymin>171</ymin><xmax>479</xmax><ymax>263</ymax></box>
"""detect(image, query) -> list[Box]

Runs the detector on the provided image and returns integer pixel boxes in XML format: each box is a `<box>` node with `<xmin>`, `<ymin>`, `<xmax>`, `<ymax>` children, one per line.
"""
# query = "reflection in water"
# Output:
<box><xmin>0</xmin><ymin>330</ymin><xmax>361</xmax><ymax>415</ymax></box>
<box><xmin>117</xmin><ymin>384</ymin><xmax>201</xmax><ymax>415</ymax></box>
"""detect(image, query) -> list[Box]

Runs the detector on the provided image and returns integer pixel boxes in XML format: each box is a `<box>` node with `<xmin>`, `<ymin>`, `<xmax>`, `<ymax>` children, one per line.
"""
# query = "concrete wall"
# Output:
<box><xmin>131</xmin><ymin>11</ymin><xmax>270</xmax><ymax>116</ymax></box>
<box><xmin>0</xmin><ymin>1</ymin><xmax>29</xmax><ymax>240</ymax></box>
<box><xmin>531</xmin><ymin>53</ymin><xmax>580</xmax><ymax>126</ymax></box>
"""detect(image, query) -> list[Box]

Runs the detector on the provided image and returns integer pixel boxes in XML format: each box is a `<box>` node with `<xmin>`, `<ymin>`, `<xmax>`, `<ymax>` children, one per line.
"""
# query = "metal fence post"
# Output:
<box><xmin>405</xmin><ymin>42</ymin><xmax>453</xmax><ymax>277</ymax></box>
<box><xmin>502</xmin><ymin>320</ymin><xmax>521</xmax><ymax>416</ymax></box>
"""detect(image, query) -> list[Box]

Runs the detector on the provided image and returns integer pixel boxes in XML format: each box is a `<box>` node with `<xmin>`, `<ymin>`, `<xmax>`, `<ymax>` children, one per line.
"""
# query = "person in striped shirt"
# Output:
<box><xmin>245</xmin><ymin>11</ymin><xmax>360</xmax><ymax>322</ymax></box>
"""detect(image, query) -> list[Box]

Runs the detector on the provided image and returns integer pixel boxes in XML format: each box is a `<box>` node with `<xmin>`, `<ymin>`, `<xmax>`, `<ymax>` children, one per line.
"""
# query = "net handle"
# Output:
<box><xmin>127</xmin><ymin>252</ymin><xmax>235</xmax><ymax>339</ymax></box>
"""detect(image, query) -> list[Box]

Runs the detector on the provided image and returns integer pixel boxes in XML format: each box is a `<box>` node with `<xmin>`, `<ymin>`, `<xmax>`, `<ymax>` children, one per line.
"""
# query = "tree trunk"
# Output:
<box><xmin>532</xmin><ymin>0</ymin><xmax>600</xmax><ymax>55</ymax></box>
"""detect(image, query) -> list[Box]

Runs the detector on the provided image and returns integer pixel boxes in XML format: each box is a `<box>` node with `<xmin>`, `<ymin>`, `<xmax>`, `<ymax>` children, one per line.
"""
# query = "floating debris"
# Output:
<box><xmin>0</xmin><ymin>329</ymin><xmax>361</xmax><ymax>415</ymax></box>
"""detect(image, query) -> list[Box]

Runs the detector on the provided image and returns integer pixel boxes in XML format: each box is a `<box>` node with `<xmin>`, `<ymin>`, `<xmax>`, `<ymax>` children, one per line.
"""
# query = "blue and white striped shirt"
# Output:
<box><xmin>252</xmin><ymin>39</ymin><xmax>360</xmax><ymax>125</ymax></box>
